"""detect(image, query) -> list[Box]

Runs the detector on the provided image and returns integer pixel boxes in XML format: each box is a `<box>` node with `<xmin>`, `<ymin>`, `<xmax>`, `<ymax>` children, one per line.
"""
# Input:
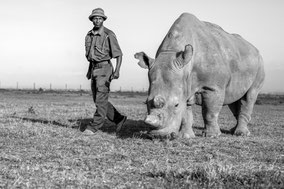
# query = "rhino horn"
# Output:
<box><xmin>134</xmin><ymin>52</ymin><xmax>154</xmax><ymax>69</ymax></box>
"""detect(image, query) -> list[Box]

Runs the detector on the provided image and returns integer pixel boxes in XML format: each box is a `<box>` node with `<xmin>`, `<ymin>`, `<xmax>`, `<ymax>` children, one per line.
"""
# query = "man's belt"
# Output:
<box><xmin>92</xmin><ymin>60</ymin><xmax>110</xmax><ymax>69</ymax></box>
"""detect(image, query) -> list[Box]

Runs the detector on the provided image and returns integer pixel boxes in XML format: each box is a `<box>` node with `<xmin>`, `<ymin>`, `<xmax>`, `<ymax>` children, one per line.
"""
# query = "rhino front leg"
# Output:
<box><xmin>201</xmin><ymin>89</ymin><xmax>224</xmax><ymax>137</ymax></box>
<box><xmin>179</xmin><ymin>106</ymin><xmax>195</xmax><ymax>138</ymax></box>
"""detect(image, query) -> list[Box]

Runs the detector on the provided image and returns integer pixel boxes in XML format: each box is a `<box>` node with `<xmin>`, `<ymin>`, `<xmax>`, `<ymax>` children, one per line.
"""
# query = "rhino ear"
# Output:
<box><xmin>175</xmin><ymin>44</ymin><xmax>193</xmax><ymax>69</ymax></box>
<box><xmin>182</xmin><ymin>44</ymin><xmax>193</xmax><ymax>64</ymax></box>
<box><xmin>134</xmin><ymin>52</ymin><xmax>154</xmax><ymax>69</ymax></box>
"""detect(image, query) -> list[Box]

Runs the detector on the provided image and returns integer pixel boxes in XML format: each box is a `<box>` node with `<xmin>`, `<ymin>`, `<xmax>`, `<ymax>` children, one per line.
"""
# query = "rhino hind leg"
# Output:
<box><xmin>179</xmin><ymin>106</ymin><xmax>195</xmax><ymax>138</ymax></box>
<box><xmin>229</xmin><ymin>88</ymin><xmax>259</xmax><ymax>136</ymax></box>
<box><xmin>228</xmin><ymin>101</ymin><xmax>250</xmax><ymax>136</ymax></box>
<box><xmin>229</xmin><ymin>89</ymin><xmax>261</xmax><ymax>136</ymax></box>
<box><xmin>230</xmin><ymin>61</ymin><xmax>265</xmax><ymax>136</ymax></box>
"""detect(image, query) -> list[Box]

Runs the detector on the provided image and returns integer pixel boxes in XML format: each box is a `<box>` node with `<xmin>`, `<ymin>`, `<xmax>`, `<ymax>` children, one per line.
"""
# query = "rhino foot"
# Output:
<box><xmin>202</xmin><ymin>130</ymin><xmax>221</xmax><ymax>138</ymax></box>
<box><xmin>232</xmin><ymin>126</ymin><xmax>251</xmax><ymax>136</ymax></box>
<box><xmin>180</xmin><ymin>132</ymin><xmax>195</xmax><ymax>139</ymax></box>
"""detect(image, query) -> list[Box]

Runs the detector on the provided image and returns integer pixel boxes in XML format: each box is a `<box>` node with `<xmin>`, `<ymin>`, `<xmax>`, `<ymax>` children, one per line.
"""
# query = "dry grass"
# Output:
<box><xmin>0</xmin><ymin>90</ymin><xmax>283</xmax><ymax>188</ymax></box>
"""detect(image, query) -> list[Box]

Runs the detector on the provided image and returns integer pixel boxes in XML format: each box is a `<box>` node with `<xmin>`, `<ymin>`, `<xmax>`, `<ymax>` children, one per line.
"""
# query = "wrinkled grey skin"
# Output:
<box><xmin>135</xmin><ymin>13</ymin><xmax>265</xmax><ymax>138</ymax></box>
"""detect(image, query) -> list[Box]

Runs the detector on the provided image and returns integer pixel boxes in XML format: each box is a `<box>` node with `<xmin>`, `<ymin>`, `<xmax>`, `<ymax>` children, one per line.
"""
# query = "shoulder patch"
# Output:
<box><xmin>103</xmin><ymin>27</ymin><xmax>116</xmax><ymax>37</ymax></box>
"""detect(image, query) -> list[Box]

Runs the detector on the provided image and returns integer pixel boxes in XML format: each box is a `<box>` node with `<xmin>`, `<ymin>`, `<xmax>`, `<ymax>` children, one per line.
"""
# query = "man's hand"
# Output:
<box><xmin>110</xmin><ymin>71</ymin><xmax>119</xmax><ymax>80</ymax></box>
<box><xmin>110</xmin><ymin>56</ymin><xmax>122</xmax><ymax>80</ymax></box>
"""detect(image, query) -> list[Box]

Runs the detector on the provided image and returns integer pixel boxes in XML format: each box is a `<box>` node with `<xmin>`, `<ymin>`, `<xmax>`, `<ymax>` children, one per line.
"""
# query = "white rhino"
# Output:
<box><xmin>135</xmin><ymin>13</ymin><xmax>265</xmax><ymax>138</ymax></box>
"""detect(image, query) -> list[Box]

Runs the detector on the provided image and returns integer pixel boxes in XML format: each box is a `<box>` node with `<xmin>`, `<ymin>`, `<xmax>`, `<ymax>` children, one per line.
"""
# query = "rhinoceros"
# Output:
<box><xmin>134</xmin><ymin>13</ymin><xmax>265</xmax><ymax>138</ymax></box>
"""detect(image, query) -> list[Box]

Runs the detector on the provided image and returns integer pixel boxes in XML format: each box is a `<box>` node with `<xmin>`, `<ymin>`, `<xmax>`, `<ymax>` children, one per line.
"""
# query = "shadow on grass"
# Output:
<box><xmin>74</xmin><ymin>118</ymin><xmax>159</xmax><ymax>140</ymax></box>
<box><xmin>10</xmin><ymin>115</ymin><xmax>71</xmax><ymax>128</ymax></box>
<box><xmin>11</xmin><ymin>115</ymin><xmax>233</xmax><ymax>139</ymax></box>
<box><xmin>115</xmin><ymin>119</ymin><xmax>154</xmax><ymax>139</ymax></box>
<box><xmin>76</xmin><ymin>118</ymin><xmax>154</xmax><ymax>140</ymax></box>
<box><xmin>12</xmin><ymin>115</ymin><xmax>154</xmax><ymax>140</ymax></box>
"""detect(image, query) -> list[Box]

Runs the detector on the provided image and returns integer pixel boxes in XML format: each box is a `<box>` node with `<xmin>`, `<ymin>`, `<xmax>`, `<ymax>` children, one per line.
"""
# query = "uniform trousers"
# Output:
<box><xmin>90</xmin><ymin>62</ymin><xmax>124</xmax><ymax>130</ymax></box>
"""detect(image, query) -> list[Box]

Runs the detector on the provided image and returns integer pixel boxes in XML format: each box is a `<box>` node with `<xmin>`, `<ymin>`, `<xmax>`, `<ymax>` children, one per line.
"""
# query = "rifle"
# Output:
<box><xmin>86</xmin><ymin>62</ymin><xmax>92</xmax><ymax>80</ymax></box>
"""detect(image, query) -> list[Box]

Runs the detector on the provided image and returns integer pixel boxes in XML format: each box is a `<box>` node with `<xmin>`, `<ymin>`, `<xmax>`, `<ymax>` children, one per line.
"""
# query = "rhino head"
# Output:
<box><xmin>135</xmin><ymin>44</ymin><xmax>194</xmax><ymax>137</ymax></box>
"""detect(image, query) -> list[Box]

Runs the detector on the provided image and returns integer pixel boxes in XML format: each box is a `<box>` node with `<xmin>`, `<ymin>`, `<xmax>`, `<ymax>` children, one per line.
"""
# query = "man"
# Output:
<box><xmin>80</xmin><ymin>8</ymin><xmax>127</xmax><ymax>134</ymax></box>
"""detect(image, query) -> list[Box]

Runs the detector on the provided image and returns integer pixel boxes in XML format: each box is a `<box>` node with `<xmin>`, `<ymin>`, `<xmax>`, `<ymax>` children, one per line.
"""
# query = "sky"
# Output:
<box><xmin>0</xmin><ymin>0</ymin><xmax>283</xmax><ymax>93</ymax></box>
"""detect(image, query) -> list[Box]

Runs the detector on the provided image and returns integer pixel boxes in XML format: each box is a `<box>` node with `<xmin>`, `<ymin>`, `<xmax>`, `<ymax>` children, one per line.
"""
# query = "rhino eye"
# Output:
<box><xmin>175</xmin><ymin>103</ymin><xmax>179</xmax><ymax>107</ymax></box>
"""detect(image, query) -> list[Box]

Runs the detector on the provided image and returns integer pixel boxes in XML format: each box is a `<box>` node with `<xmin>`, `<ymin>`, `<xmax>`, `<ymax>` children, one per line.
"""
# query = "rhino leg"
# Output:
<box><xmin>229</xmin><ymin>88</ymin><xmax>259</xmax><ymax>136</ymax></box>
<box><xmin>201</xmin><ymin>89</ymin><xmax>224</xmax><ymax>137</ymax></box>
<box><xmin>179</xmin><ymin>106</ymin><xmax>195</xmax><ymax>138</ymax></box>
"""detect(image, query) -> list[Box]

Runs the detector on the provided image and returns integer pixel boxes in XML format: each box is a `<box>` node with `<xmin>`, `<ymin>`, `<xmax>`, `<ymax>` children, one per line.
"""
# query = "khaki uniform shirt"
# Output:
<box><xmin>85</xmin><ymin>26</ymin><xmax>122</xmax><ymax>63</ymax></box>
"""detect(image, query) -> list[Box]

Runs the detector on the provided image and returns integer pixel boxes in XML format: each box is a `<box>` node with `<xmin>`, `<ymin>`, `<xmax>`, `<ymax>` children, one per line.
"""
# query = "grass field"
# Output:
<box><xmin>0</xmin><ymin>90</ymin><xmax>283</xmax><ymax>188</ymax></box>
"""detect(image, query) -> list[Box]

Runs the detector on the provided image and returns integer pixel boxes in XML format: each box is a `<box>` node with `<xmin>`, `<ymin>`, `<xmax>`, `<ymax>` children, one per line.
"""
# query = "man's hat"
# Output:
<box><xmin>89</xmin><ymin>8</ymin><xmax>107</xmax><ymax>21</ymax></box>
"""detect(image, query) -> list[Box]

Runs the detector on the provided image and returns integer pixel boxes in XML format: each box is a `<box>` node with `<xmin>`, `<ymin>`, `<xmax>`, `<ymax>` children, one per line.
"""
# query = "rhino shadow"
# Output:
<box><xmin>76</xmin><ymin>118</ymin><xmax>154</xmax><ymax>139</ymax></box>
<box><xmin>115</xmin><ymin>119</ymin><xmax>155</xmax><ymax>139</ymax></box>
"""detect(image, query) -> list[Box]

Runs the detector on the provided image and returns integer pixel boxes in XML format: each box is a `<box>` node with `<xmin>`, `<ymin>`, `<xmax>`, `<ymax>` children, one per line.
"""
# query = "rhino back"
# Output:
<box><xmin>202</xmin><ymin>22</ymin><xmax>264</xmax><ymax>103</ymax></box>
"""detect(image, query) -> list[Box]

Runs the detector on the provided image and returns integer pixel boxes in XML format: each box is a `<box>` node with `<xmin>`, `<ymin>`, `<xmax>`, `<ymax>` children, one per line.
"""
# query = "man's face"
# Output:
<box><xmin>92</xmin><ymin>16</ymin><xmax>104</xmax><ymax>29</ymax></box>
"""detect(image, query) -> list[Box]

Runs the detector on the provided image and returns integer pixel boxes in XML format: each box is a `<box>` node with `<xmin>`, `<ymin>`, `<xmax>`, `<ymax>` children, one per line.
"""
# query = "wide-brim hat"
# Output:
<box><xmin>89</xmin><ymin>8</ymin><xmax>107</xmax><ymax>21</ymax></box>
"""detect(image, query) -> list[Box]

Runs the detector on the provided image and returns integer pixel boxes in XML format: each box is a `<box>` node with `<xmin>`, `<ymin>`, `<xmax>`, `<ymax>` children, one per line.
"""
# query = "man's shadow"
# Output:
<box><xmin>11</xmin><ymin>116</ymin><xmax>73</xmax><ymax>128</ymax></box>
<box><xmin>13</xmin><ymin>115</ymin><xmax>154</xmax><ymax>139</ymax></box>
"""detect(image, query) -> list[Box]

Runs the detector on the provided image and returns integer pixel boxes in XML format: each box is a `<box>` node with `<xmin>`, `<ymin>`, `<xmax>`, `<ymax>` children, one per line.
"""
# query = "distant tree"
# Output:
<box><xmin>39</xmin><ymin>88</ymin><xmax>44</xmax><ymax>92</ymax></box>
<box><xmin>255</xmin><ymin>99</ymin><xmax>263</xmax><ymax>105</ymax></box>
